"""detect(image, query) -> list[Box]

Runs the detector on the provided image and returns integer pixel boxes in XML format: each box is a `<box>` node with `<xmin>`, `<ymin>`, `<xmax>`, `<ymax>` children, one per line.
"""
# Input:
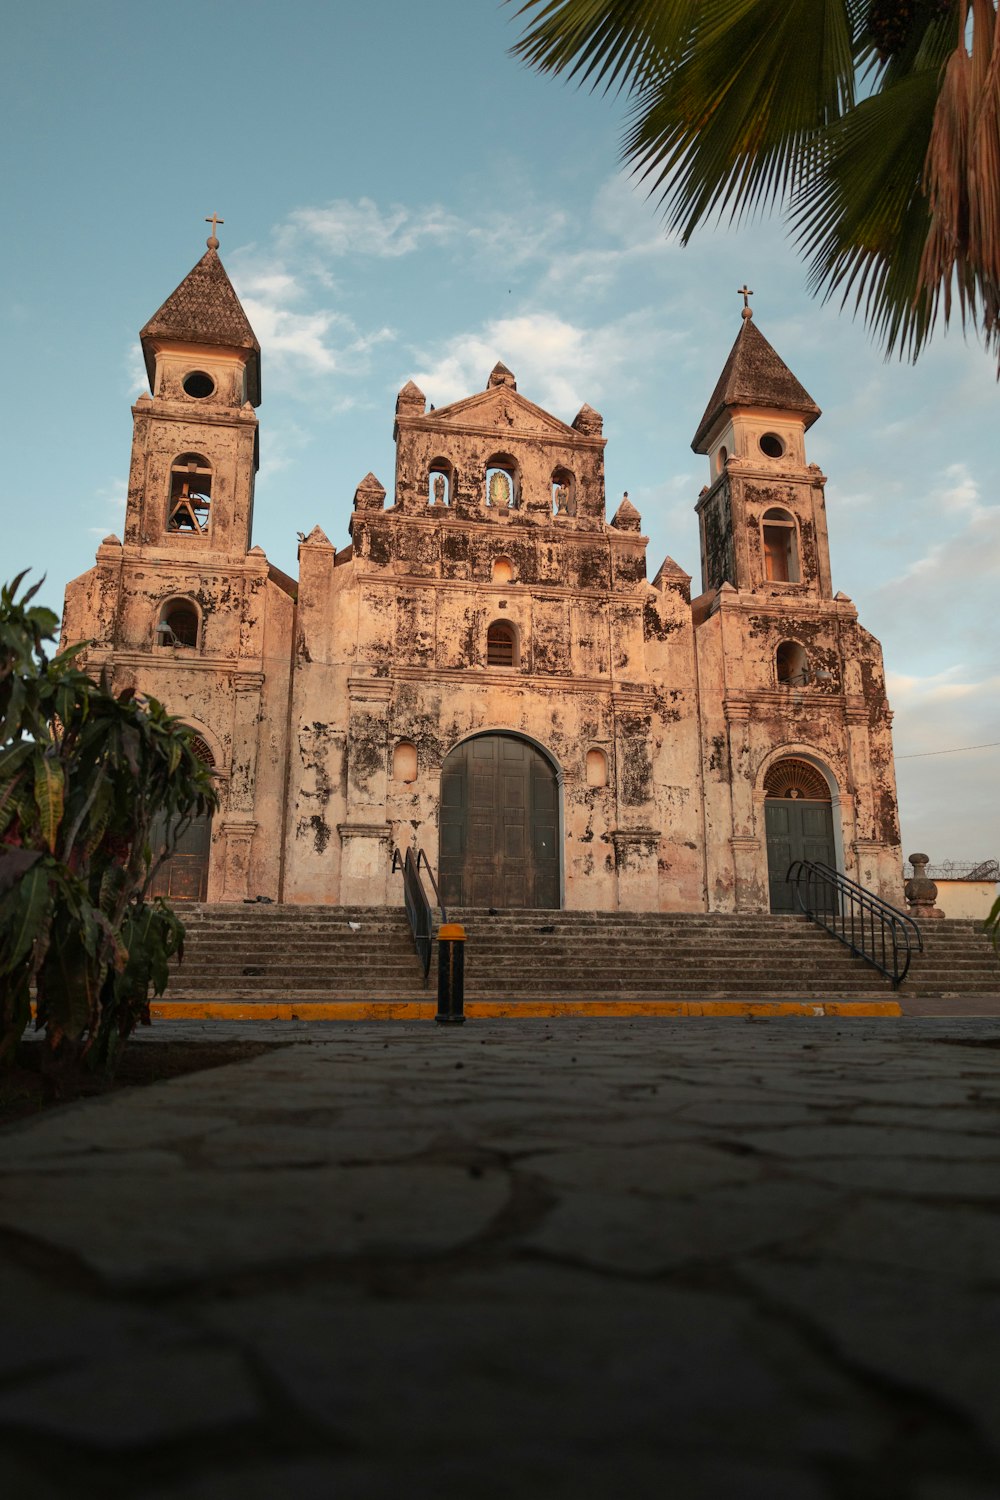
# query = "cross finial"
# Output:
<box><xmin>205</xmin><ymin>212</ymin><xmax>224</xmax><ymax>250</ymax></box>
<box><xmin>738</xmin><ymin>284</ymin><xmax>754</xmax><ymax>319</ymax></box>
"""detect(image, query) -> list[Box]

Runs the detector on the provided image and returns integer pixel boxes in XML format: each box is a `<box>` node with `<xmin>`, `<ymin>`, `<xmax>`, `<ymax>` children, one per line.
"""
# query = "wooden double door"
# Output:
<box><xmin>765</xmin><ymin>797</ymin><xmax>836</xmax><ymax>912</ymax></box>
<box><xmin>149</xmin><ymin>813</ymin><xmax>212</xmax><ymax>903</ymax></box>
<box><xmin>439</xmin><ymin>734</ymin><xmax>560</xmax><ymax>909</ymax></box>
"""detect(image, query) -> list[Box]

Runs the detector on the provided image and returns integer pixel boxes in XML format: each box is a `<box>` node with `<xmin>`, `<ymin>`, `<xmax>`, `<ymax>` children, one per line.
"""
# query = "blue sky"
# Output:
<box><xmin>3</xmin><ymin>1</ymin><xmax>998</xmax><ymax>864</ymax></box>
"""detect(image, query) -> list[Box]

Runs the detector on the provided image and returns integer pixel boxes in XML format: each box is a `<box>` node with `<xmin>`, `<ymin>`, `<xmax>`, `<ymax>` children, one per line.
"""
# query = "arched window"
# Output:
<box><xmin>586</xmin><ymin>748</ymin><xmax>608</xmax><ymax>788</ymax></box>
<box><xmin>761</xmin><ymin>507</ymin><xmax>799</xmax><ymax>583</ymax></box>
<box><xmin>551</xmin><ymin>465</ymin><xmax>576</xmax><ymax>516</ymax></box>
<box><xmin>392</xmin><ymin>741</ymin><xmax>418</xmax><ymax>783</ymax></box>
<box><xmin>486</xmin><ymin>621</ymin><xmax>518</xmax><ymax>667</ymax></box>
<box><xmin>492</xmin><ymin>556</ymin><xmax>514</xmax><ymax>584</ymax></box>
<box><xmin>168</xmin><ymin>454</ymin><xmax>212</xmax><ymax>534</ymax></box>
<box><xmin>485</xmin><ymin>454</ymin><xmax>519</xmax><ymax>510</ymax></box>
<box><xmin>156</xmin><ymin>598</ymin><xmax>200</xmax><ymax>650</ymax></box>
<box><xmin>775</xmin><ymin>640</ymin><xmax>808</xmax><ymax>685</ymax></box>
<box><xmin>715</xmin><ymin>445</ymin><xmax>728</xmax><ymax>476</ymax></box>
<box><xmin>428</xmin><ymin>458</ymin><xmax>452</xmax><ymax>506</ymax></box>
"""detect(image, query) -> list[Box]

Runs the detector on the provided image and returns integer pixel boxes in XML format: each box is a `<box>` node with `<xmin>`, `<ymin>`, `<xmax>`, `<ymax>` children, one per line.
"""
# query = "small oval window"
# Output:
<box><xmin>759</xmin><ymin>432</ymin><xmax>784</xmax><ymax>459</ymax></box>
<box><xmin>183</xmin><ymin>371</ymin><xmax>215</xmax><ymax>399</ymax></box>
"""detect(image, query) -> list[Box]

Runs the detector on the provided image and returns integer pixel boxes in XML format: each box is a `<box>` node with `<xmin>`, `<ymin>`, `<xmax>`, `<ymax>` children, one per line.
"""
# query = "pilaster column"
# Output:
<box><xmin>229</xmin><ymin>672</ymin><xmax>264</xmax><ymax>813</ymax></box>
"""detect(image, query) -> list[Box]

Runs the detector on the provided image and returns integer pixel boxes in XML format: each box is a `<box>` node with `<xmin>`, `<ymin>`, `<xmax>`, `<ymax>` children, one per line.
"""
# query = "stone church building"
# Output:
<box><xmin>62</xmin><ymin>239</ymin><xmax>903</xmax><ymax>914</ymax></box>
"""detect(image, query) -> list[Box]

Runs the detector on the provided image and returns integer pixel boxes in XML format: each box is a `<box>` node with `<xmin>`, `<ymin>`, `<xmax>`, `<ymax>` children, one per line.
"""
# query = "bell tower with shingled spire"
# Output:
<box><xmin>125</xmin><ymin>217</ymin><xmax>262</xmax><ymax>559</ymax></box>
<box><xmin>691</xmin><ymin>291</ymin><xmax>833</xmax><ymax>600</ymax></box>
<box><xmin>62</xmin><ymin>221</ymin><xmax>297</xmax><ymax>907</ymax></box>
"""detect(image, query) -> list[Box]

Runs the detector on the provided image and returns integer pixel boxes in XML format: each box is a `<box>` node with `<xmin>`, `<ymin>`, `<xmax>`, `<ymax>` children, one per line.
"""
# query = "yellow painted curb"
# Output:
<box><xmin>150</xmin><ymin>998</ymin><xmax>902</xmax><ymax>1021</ymax></box>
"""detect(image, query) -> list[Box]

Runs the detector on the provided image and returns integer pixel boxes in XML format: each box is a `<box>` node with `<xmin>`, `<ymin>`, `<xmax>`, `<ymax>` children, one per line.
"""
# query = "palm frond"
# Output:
<box><xmin>508</xmin><ymin>0</ymin><xmax>697</xmax><ymax>94</ymax></box>
<box><xmin>624</xmin><ymin>0</ymin><xmax>856</xmax><ymax>239</ymax></box>
<box><xmin>793</xmin><ymin>68</ymin><xmax>940</xmax><ymax>359</ymax></box>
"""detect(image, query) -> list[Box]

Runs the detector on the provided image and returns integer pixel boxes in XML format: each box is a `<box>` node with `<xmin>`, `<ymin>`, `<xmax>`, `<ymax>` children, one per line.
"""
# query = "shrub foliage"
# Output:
<box><xmin>0</xmin><ymin>573</ymin><xmax>218</xmax><ymax>1074</ymax></box>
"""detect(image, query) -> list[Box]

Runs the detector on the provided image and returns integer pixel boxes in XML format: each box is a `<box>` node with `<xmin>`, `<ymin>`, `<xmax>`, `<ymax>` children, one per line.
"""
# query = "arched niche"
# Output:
<box><xmin>551</xmin><ymin>465</ymin><xmax>576</xmax><ymax>517</ymax></box>
<box><xmin>485</xmin><ymin>453</ymin><xmax>520</xmax><ymax>510</ymax></box>
<box><xmin>393</xmin><ymin>740</ymin><xmax>418</xmax><ymax>783</ymax></box>
<box><xmin>492</xmin><ymin>556</ymin><xmax>515</xmax><ymax>584</ymax></box>
<box><xmin>428</xmin><ymin>458</ymin><xmax>453</xmax><ymax>506</ymax></box>
<box><xmin>586</xmin><ymin>748</ymin><xmax>609</xmax><ymax>788</ymax></box>
<box><xmin>775</xmin><ymin>640</ymin><xmax>807</xmax><ymax>685</ymax></box>
<box><xmin>156</xmin><ymin>597</ymin><xmax>201</xmax><ymax>650</ymax></box>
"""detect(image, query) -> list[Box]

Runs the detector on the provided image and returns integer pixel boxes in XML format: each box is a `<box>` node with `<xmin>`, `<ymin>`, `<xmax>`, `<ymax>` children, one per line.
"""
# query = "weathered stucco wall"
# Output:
<box><xmin>60</xmin><ymin>266</ymin><xmax>905</xmax><ymax>916</ymax></box>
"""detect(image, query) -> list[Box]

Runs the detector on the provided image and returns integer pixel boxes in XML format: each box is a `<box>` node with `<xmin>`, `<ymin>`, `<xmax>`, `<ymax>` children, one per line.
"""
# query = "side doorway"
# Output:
<box><xmin>764</xmin><ymin>758</ymin><xmax>836</xmax><ymax>912</ymax></box>
<box><xmin>148</xmin><ymin>734</ymin><xmax>215</xmax><ymax>903</ymax></box>
<box><xmin>439</xmin><ymin>733</ymin><xmax>560</xmax><ymax>909</ymax></box>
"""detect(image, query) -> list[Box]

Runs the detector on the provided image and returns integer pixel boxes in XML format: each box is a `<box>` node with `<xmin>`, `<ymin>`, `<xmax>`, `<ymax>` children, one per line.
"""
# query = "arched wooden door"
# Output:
<box><xmin>149</xmin><ymin>735</ymin><xmax>214</xmax><ymax>903</ymax></box>
<box><xmin>439</xmin><ymin>734</ymin><xmax>560</xmax><ymax>909</ymax></box>
<box><xmin>764</xmin><ymin>758</ymin><xmax>836</xmax><ymax>912</ymax></box>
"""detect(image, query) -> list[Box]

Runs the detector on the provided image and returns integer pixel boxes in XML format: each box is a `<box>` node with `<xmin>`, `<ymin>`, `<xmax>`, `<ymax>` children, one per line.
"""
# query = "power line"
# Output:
<box><xmin>897</xmin><ymin>740</ymin><xmax>1000</xmax><ymax>760</ymax></box>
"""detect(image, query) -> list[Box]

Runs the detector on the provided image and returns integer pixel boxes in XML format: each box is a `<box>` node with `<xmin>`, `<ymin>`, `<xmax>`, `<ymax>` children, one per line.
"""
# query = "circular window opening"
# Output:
<box><xmin>759</xmin><ymin>432</ymin><xmax>784</xmax><ymax>459</ymax></box>
<box><xmin>183</xmin><ymin>371</ymin><xmax>215</xmax><ymax>399</ymax></box>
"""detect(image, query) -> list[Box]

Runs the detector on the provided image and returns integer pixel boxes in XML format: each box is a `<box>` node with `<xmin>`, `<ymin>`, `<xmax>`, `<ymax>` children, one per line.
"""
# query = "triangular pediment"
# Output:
<box><xmin>410</xmin><ymin>384</ymin><xmax>582</xmax><ymax>440</ymax></box>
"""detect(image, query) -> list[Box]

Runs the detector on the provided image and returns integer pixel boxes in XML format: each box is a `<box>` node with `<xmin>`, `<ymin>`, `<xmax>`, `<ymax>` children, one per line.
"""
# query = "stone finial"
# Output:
<box><xmin>904</xmin><ymin>853</ymin><xmax>945</xmax><ymax>920</ymax></box>
<box><xmin>99</xmin><ymin>533</ymin><xmax>123</xmax><ymax>548</ymax></box>
<box><xmin>395</xmin><ymin>380</ymin><xmax>426</xmax><ymax>416</ymax></box>
<box><xmin>301</xmin><ymin>524</ymin><xmax>332</xmax><ymax>547</ymax></box>
<box><xmin>487</xmin><ymin>361</ymin><xmax>516</xmax><ymax>390</ymax></box>
<box><xmin>353</xmin><ymin>473</ymin><xmax>387</xmax><ymax>511</ymax></box>
<box><xmin>611</xmin><ymin>492</ymin><xmax>641</xmax><ymax>532</ymax></box>
<box><xmin>572</xmin><ymin>403</ymin><xmax>603</xmax><ymax>436</ymax></box>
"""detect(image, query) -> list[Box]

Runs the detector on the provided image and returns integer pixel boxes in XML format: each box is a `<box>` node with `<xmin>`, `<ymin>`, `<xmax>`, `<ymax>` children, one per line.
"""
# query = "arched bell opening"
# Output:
<box><xmin>438</xmin><ymin>732</ymin><xmax>561</xmax><ymax>910</ymax></box>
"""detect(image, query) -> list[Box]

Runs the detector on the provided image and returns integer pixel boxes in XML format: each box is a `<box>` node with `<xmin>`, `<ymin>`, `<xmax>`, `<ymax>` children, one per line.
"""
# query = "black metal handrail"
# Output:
<box><xmin>391</xmin><ymin>846</ymin><xmax>447</xmax><ymax>983</ymax></box>
<box><xmin>787</xmin><ymin>859</ymin><xmax>923</xmax><ymax>989</ymax></box>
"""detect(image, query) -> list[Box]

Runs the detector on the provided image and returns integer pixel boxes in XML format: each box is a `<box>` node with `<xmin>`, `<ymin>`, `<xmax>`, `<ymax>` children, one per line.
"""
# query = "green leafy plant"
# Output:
<box><xmin>0</xmin><ymin>572</ymin><xmax>217</xmax><ymax>1077</ymax></box>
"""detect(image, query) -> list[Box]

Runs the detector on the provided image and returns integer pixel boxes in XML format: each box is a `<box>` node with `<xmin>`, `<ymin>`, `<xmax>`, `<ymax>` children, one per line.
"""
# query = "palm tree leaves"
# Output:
<box><xmin>511</xmin><ymin>0</ymin><xmax>1000</xmax><ymax>369</ymax></box>
<box><xmin>623</xmin><ymin>0</ymin><xmax>858</xmax><ymax>240</ymax></box>
<box><xmin>794</xmin><ymin>67</ymin><xmax>941</xmax><ymax>358</ymax></box>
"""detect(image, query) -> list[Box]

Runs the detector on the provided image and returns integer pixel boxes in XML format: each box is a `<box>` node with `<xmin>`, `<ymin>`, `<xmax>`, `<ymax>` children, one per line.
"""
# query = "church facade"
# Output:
<box><xmin>61</xmin><ymin>241</ymin><xmax>904</xmax><ymax>913</ymax></box>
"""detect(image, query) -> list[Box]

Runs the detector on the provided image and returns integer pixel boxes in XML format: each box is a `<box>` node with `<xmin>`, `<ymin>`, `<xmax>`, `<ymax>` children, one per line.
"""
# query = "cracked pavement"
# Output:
<box><xmin>2</xmin><ymin>1017</ymin><xmax>1000</xmax><ymax>1498</ymax></box>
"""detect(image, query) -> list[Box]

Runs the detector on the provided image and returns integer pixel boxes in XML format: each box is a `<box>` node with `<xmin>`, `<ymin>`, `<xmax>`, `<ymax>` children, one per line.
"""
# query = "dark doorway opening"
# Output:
<box><xmin>764</xmin><ymin>758</ymin><xmax>836</xmax><ymax>912</ymax></box>
<box><xmin>439</xmin><ymin>734</ymin><xmax>560</xmax><ymax>909</ymax></box>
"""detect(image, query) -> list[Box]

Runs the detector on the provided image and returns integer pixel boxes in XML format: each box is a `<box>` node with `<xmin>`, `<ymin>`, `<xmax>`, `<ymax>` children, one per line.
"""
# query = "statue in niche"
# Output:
<box><xmin>554</xmin><ymin>483</ymin><xmax>569</xmax><ymax>515</ymax></box>
<box><xmin>432</xmin><ymin>474</ymin><xmax>447</xmax><ymax>505</ymax></box>
<box><xmin>489</xmin><ymin>471</ymin><xmax>511</xmax><ymax>508</ymax></box>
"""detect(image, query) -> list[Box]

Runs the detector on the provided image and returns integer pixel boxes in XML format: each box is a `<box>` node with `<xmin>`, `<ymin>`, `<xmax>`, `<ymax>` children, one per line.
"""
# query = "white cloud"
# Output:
<box><xmin>279</xmin><ymin>199</ymin><xmax>461</xmax><ymax>259</ymax></box>
<box><xmin>409</xmin><ymin>307</ymin><xmax>679</xmax><ymax>416</ymax></box>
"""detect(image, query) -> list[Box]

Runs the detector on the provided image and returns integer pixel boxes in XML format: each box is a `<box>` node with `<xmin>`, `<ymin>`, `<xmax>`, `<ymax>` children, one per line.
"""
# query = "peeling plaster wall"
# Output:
<box><xmin>61</xmin><ymin>332</ymin><xmax>905</xmax><ymax>914</ymax></box>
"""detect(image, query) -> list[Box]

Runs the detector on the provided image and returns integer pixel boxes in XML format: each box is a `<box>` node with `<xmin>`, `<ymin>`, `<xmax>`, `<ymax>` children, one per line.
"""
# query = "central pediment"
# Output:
<box><xmin>410</xmin><ymin>384</ymin><xmax>582</xmax><ymax>440</ymax></box>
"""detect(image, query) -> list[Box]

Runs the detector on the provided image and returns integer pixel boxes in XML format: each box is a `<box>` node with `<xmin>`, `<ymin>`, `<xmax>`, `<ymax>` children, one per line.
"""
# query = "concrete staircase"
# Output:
<box><xmin>164</xmin><ymin>905</ymin><xmax>1000</xmax><ymax>1005</ymax></box>
<box><xmin>898</xmin><ymin>918</ymin><xmax>1000</xmax><ymax>1000</ymax></box>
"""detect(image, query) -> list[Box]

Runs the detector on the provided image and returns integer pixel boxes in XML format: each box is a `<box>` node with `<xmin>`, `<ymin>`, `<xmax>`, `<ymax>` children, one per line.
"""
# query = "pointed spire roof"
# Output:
<box><xmin>140</xmin><ymin>248</ymin><xmax>261</xmax><ymax>404</ymax></box>
<box><xmin>692</xmin><ymin>315</ymin><xmax>819</xmax><ymax>452</ymax></box>
<box><xmin>487</xmin><ymin>361</ymin><xmax>516</xmax><ymax>390</ymax></box>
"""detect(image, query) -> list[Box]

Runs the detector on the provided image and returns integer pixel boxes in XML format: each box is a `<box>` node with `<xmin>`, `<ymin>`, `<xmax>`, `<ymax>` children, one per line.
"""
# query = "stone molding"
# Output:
<box><xmin>233</xmin><ymin>672</ymin><xmax>265</xmax><ymax>694</ymax></box>
<box><xmin>337</xmin><ymin>822</ymin><xmax>393</xmax><ymax>843</ymax></box>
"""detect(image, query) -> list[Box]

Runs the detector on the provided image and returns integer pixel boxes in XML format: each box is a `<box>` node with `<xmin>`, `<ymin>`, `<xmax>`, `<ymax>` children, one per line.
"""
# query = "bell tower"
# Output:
<box><xmin>691</xmin><ymin>294</ymin><xmax>832</xmax><ymax>600</ymax></box>
<box><xmin>124</xmin><ymin>217</ymin><xmax>261</xmax><ymax>560</ymax></box>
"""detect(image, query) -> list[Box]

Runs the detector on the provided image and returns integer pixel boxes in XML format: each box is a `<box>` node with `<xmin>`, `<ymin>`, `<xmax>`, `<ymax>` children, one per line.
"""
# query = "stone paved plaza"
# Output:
<box><xmin>2</xmin><ymin>1017</ymin><xmax>1000</xmax><ymax>1498</ymax></box>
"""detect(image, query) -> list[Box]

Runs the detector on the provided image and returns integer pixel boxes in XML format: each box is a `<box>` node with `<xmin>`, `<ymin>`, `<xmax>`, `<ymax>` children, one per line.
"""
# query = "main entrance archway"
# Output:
<box><xmin>439</xmin><ymin>734</ymin><xmax>560</xmax><ymax>909</ymax></box>
<box><xmin>763</xmin><ymin>758</ymin><xmax>836</xmax><ymax>912</ymax></box>
<box><xmin>149</xmin><ymin>734</ymin><xmax>215</xmax><ymax>903</ymax></box>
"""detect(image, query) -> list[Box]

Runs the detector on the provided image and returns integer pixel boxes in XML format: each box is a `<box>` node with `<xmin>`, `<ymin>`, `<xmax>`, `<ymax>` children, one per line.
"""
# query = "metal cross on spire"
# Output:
<box><xmin>738</xmin><ymin>284</ymin><xmax>754</xmax><ymax>319</ymax></box>
<box><xmin>205</xmin><ymin>212</ymin><xmax>224</xmax><ymax>250</ymax></box>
